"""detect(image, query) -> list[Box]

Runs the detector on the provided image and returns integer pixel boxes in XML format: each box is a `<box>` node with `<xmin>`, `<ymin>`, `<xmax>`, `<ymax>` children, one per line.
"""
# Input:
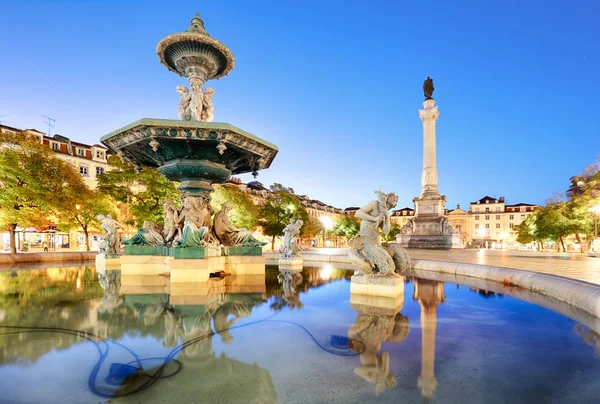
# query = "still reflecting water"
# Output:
<box><xmin>1</xmin><ymin>265</ymin><xmax>599</xmax><ymax>403</ymax></box>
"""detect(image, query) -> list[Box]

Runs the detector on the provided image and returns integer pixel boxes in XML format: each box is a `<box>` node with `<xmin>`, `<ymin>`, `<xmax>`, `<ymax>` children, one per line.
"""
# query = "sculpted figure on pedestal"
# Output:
<box><xmin>96</xmin><ymin>213</ymin><xmax>124</xmax><ymax>255</ymax></box>
<box><xmin>176</xmin><ymin>195</ymin><xmax>213</xmax><ymax>247</ymax></box>
<box><xmin>162</xmin><ymin>200</ymin><xmax>181</xmax><ymax>244</ymax></box>
<box><xmin>123</xmin><ymin>221</ymin><xmax>164</xmax><ymax>246</ymax></box>
<box><xmin>176</xmin><ymin>85</ymin><xmax>192</xmax><ymax>120</ymax></box>
<box><xmin>200</xmin><ymin>88</ymin><xmax>215</xmax><ymax>122</ymax></box>
<box><xmin>176</xmin><ymin>85</ymin><xmax>216</xmax><ymax>122</ymax></box>
<box><xmin>348</xmin><ymin>190</ymin><xmax>399</xmax><ymax>275</ymax></box>
<box><xmin>280</xmin><ymin>218</ymin><xmax>304</xmax><ymax>258</ymax></box>
<box><xmin>423</xmin><ymin>76</ymin><xmax>435</xmax><ymax>100</ymax></box>
<box><xmin>213</xmin><ymin>202</ymin><xmax>267</xmax><ymax>247</ymax></box>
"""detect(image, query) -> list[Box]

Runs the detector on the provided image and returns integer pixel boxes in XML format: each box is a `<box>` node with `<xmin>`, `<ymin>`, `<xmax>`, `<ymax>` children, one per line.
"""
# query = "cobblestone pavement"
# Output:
<box><xmin>304</xmin><ymin>248</ymin><xmax>600</xmax><ymax>285</ymax></box>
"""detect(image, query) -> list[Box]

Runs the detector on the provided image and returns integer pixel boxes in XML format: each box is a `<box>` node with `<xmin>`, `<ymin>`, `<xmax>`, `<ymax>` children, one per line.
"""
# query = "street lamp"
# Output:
<box><xmin>590</xmin><ymin>204</ymin><xmax>600</xmax><ymax>252</ymax></box>
<box><xmin>320</xmin><ymin>216</ymin><xmax>334</xmax><ymax>248</ymax></box>
<box><xmin>478</xmin><ymin>227</ymin><xmax>485</xmax><ymax>249</ymax></box>
<box><xmin>500</xmin><ymin>232</ymin><xmax>508</xmax><ymax>249</ymax></box>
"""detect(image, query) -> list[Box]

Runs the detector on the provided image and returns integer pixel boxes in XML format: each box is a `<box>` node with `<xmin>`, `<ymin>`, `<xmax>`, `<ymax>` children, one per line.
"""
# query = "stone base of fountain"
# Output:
<box><xmin>124</xmin><ymin>245</ymin><xmax>173</xmax><ymax>256</ymax></box>
<box><xmin>278</xmin><ymin>257</ymin><xmax>303</xmax><ymax>270</ymax></box>
<box><xmin>222</xmin><ymin>246</ymin><xmax>263</xmax><ymax>256</ymax></box>
<box><xmin>121</xmin><ymin>255</ymin><xmax>172</xmax><ymax>276</ymax></box>
<box><xmin>350</xmin><ymin>273</ymin><xmax>404</xmax><ymax>301</ymax></box>
<box><xmin>169</xmin><ymin>255</ymin><xmax>266</xmax><ymax>283</ymax></box>
<box><xmin>95</xmin><ymin>254</ymin><xmax>121</xmax><ymax>271</ymax></box>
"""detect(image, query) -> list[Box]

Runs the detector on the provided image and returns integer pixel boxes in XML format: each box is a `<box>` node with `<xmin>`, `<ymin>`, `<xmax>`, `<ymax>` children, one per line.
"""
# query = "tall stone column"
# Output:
<box><xmin>419</xmin><ymin>99</ymin><xmax>440</xmax><ymax>197</ymax></box>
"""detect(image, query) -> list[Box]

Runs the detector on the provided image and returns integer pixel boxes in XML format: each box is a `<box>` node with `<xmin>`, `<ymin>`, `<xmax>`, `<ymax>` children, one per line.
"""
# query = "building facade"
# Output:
<box><xmin>0</xmin><ymin>124</ymin><xmax>111</xmax><ymax>252</ymax></box>
<box><xmin>446</xmin><ymin>196</ymin><xmax>539</xmax><ymax>248</ymax></box>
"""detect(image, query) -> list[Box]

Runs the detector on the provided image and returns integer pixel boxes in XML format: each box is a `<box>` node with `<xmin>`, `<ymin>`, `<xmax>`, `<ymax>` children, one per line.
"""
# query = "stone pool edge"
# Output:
<box><xmin>0</xmin><ymin>251</ymin><xmax>96</xmax><ymax>267</ymax></box>
<box><xmin>265</xmin><ymin>251</ymin><xmax>600</xmax><ymax>318</ymax></box>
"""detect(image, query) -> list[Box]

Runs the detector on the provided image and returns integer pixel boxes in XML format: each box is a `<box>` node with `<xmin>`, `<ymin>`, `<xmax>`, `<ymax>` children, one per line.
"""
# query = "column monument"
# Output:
<box><xmin>397</xmin><ymin>77</ymin><xmax>463</xmax><ymax>249</ymax></box>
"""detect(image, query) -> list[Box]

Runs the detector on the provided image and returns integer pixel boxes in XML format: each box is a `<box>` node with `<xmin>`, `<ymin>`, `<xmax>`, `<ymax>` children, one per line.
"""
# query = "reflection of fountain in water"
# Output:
<box><xmin>348</xmin><ymin>307</ymin><xmax>410</xmax><ymax>396</ymax></box>
<box><xmin>98</xmin><ymin>270</ymin><xmax>123</xmax><ymax>314</ymax></box>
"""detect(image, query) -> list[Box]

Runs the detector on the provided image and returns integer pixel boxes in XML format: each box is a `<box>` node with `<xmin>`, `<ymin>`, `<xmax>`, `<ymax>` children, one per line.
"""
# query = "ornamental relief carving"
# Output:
<box><xmin>419</xmin><ymin>107</ymin><xmax>439</xmax><ymax>122</ymax></box>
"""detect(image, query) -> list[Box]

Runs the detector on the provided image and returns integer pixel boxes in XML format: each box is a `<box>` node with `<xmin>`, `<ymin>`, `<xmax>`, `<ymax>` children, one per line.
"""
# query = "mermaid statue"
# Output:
<box><xmin>348</xmin><ymin>190</ymin><xmax>411</xmax><ymax>275</ymax></box>
<box><xmin>213</xmin><ymin>202</ymin><xmax>267</xmax><ymax>247</ymax></box>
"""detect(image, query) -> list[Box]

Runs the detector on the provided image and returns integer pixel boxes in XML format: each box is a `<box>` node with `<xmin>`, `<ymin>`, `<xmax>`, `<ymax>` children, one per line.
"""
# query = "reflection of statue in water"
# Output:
<box><xmin>96</xmin><ymin>214</ymin><xmax>124</xmax><ymax>254</ymax></box>
<box><xmin>213</xmin><ymin>302</ymin><xmax>252</xmax><ymax>343</ymax></box>
<box><xmin>123</xmin><ymin>221</ymin><xmax>164</xmax><ymax>245</ymax></box>
<box><xmin>423</xmin><ymin>76</ymin><xmax>434</xmax><ymax>100</ymax></box>
<box><xmin>213</xmin><ymin>202</ymin><xmax>267</xmax><ymax>247</ymax></box>
<box><xmin>280</xmin><ymin>219</ymin><xmax>304</xmax><ymax>258</ymax></box>
<box><xmin>176</xmin><ymin>195</ymin><xmax>213</xmax><ymax>247</ymax></box>
<box><xmin>348</xmin><ymin>310</ymin><xmax>410</xmax><ymax>396</ymax></box>
<box><xmin>97</xmin><ymin>270</ymin><xmax>122</xmax><ymax>314</ymax></box>
<box><xmin>348</xmin><ymin>190</ymin><xmax>410</xmax><ymax>275</ymax></box>
<box><xmin>278</xmin><ymin>270</ymin><xmax>304</xmax><ymax>310</ymax></box>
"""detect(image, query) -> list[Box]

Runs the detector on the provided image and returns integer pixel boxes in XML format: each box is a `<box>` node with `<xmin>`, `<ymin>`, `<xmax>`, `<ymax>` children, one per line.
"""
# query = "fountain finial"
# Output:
<box><xmin>187</xmin><ymin>12</ymin><xmax>210</xmax><ymax>36</ymax></box>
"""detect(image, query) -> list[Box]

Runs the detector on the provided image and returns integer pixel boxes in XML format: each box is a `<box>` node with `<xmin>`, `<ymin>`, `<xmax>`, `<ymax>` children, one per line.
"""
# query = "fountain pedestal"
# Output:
<box><xmin>278</xmin><ymin>257</ymin><xmax>303</xmax><ymax>270</ymax></box>
<box><xmin>350</xmin><ymin>274</ymin><xmax>404</xmax><ymax>310</ymax></box>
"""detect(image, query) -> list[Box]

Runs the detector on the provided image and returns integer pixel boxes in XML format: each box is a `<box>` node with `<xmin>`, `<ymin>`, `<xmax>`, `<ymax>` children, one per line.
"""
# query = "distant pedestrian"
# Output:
<box><xmin>42</xmin><ymin>241</ymin><xmax>48</xmax><ymax>252</ymax></box>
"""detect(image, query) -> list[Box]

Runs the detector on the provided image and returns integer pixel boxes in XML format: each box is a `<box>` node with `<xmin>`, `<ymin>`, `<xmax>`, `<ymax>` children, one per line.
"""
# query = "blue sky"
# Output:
<box><xmin>0</xmin><ymin>0</ymin><xmax>598</xmax><ymax>209</ymax></box>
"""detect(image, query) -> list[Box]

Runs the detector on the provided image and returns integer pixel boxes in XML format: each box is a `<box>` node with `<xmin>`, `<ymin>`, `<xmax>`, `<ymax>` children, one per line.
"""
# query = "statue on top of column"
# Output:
<box><xmin>423</xmin><ymin>77</ymin><xmax>434</xmax><ymax>100</ymax></box>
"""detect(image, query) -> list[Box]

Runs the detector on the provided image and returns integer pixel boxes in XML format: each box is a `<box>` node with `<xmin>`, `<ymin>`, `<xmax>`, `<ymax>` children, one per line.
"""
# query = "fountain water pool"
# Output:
<box><xmin>1</xmin><ymin>264</ymin><xmax>599</xmax><ymax>403</ymax></box>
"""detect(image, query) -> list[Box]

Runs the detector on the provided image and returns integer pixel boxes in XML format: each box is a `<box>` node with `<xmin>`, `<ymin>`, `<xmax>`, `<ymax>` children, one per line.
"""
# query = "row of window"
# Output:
<box><xmin>475</xmin><ymin>214</ymin><xmax>526</xmax><ymax>220</ymax></box>
<box><xmin>79</xmin><ymin>166</ymin><xmax>105</xmax><ymax>176</ymax></box>
<box><xmin>51</xmin><ymin>142</ymin><xmax>105</xmax><ymax>159</ymax></box>
<box><xmin>475</xmin><ymin>223</ymin><xmax>517</xmax><ymax>229</ymax></box>
<box><xmin>473</xmin><ymin>207</ymin><xmax>502</xmax><ymax>213</ymax></box>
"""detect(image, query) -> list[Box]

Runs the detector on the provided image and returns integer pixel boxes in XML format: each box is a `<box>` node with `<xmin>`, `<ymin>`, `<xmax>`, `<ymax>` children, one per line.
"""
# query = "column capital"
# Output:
<box><xmin>419</xmin><ymin>105</ymin><xmax>439</xmax><ymax>123</ymax></box>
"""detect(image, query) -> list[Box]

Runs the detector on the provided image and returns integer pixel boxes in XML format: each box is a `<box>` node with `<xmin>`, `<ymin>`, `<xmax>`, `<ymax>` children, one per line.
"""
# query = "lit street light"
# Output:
<box><xmin>590</xmin><ymin>204</ymin><xmax>600</xmax><ymax>252</ymax></box>
<box><xmin>319</xmin><ymin>216</ymin><xmax>334</xmax><ymax>248</ymax></box>
<box><xmin>478</xmin><ymin>227</ymin><xmax>486</xmax><ymax>249</ymax></box>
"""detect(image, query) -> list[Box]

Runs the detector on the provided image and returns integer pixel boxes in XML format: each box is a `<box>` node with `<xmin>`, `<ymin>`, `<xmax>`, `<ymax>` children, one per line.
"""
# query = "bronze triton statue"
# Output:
<box><xmin>423</xmin><ymin>76</ymin><xmax>434</xmax><ymax>100</ymax></box>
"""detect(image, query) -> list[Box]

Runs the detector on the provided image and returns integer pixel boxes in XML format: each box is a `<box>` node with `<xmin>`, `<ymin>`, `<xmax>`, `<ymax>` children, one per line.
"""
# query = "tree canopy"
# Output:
<box><xmin>0</xmin><ymin>131</ymin><xmax>87</xmax><ymax>253</ymax></box>
<box><xmin>331</xmin><ymin>215</ymin><xmax>360</xmax><ymax>239</ymax></box>
<box><xmin>258</xmin><ymin>183</ymin><xmax>310</xmax><ymax>250</ymax></box>
<box><xmin>212</xmin><ymin>185</ymin><xmax>259</xmax><ymax>230</ymax></box>
<box><xmin>96</xmin><ymin>155</ymin><xmax>179</xmax><ymax>228</ymax></box>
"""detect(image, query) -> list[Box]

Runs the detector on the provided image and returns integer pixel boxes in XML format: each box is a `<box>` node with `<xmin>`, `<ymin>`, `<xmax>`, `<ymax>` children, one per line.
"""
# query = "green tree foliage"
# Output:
<box><xmin>212</xmin><ymin>185</ymin><xmax>259</xmax><ymax>230</ymax></box>
<box><xmin>96</xmin><ymin>155</ymin><xmax>179</xmax><ymax>228</ymax></box>
<box><xmin>0</xmin><ymin>131</ymin><xmax>87</xmax><ymax>253</ymax></box>
<box><xmin>381</xmin><ymin>224</ymin><xmax>401</xmax><ymax>242</ymax></box>
<box><xmin>301</xmin><ymin>217</ymin><xmax>323</xmax><ymax>239</ymax></box>
<box><xmin>55</xmin><ymin>190</ymin><xmax>118</xmax><ymax>251</ymax></box>
<box><xmin>258</xmin><ymin>184</ymin><xmax>310</xmax><ymax>250</ymax></box>
<box><xmin>514</xmin><ymin>212</ymin><xmax>537</xmax><ymax>244</ymax></box>
<box><xmin>331</xmin><ymin>215</ymin><xmax>360</xmax><ymax>239</ymax></box>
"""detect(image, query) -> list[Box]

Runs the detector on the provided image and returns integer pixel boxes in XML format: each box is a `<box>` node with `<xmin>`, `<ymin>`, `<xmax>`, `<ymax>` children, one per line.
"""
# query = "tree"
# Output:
<box><xmin>514</xmin><ymin>212</ymin><xmax>537</xmax><ymax>245</ymax></box>
<box><xmin>96</xmin><ymin>155</ymin><xmax>179</xmax><ymax>228</ymax></box>
<box><xmin>0</xmin><ymin>131</ymin><xmax>87</xmax><ymax>253</ymax></box>
<box><xmin>258</xmin><ymin>184</ymin><xmax>310</xmax><ymax>250</ymax></box>
<box><xmin>381</xmin><ymin>224</ymin><xmax>401</xmax><ymax>242</ymax></box>
<box><xmin>331</xmin><ymin>215</ymin><xmax>360</xmax><ymax>239</ymax></box>
<box><xmin>535</xmin><ymin>200</ymin><xmax>573</xmax><ymax>252</ymax></box>
<box><xmin>211</xmin><ymin>185</ymin><xmax>259</xmax><ymax>230</ymax></box>
<box><xmin>55</xmin><ymin>190</ymin><xmax>117</xmax><ymax>251</ymax></box>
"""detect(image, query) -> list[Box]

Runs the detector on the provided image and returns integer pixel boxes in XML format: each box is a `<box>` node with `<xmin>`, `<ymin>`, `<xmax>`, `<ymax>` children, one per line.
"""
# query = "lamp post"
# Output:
<box><xmin>591</xmin><ymin>204</ymin><xmax>600</xmax><ymax>252</ymax></box>
<box><xmin>478</xmin><ymin>227</ymin><xmax>485</xmax><ymax>249</ymax></box>
<box><xmin>320</xmin><ymin>216</ymin><xmax>333</xmax><ymax>248</ymax></box>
